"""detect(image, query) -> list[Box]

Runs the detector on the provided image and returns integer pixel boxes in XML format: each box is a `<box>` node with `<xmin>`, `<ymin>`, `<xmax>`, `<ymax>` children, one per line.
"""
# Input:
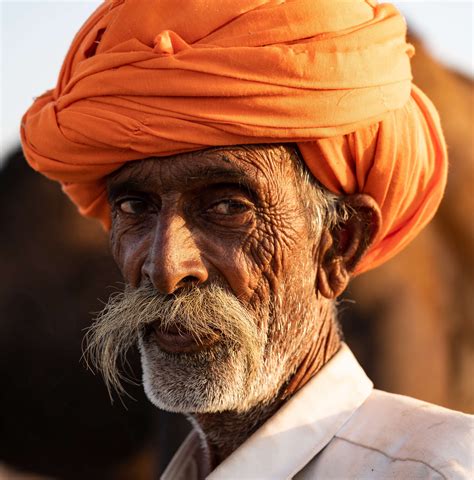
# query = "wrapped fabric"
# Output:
<box><xmin>20</xmin><ymin>0</ymin><xmax>447</xmax><ymax>274</ymax></box>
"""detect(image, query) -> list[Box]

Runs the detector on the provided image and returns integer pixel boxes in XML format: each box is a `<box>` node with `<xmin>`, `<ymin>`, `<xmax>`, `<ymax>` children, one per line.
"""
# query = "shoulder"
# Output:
<box><xmin>295</xmin><ymin>389</ymin><xmax>473</xmax><ymax>480</ymax></box>
<box><xmin>335</xmin><ymin>389</ymin><xmax>473</xmax><ymax>479</ymax></box>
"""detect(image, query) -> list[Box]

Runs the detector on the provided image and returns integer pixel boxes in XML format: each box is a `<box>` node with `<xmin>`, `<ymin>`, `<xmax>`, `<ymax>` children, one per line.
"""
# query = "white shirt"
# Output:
<box><xmin>161</xmin><ymin>343</ymin><xmax>473</xmax><ymax>480</ymax></box>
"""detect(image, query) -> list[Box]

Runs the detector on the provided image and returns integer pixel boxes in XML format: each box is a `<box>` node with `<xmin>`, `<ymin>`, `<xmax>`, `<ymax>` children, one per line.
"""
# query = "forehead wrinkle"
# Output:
<box><xmin>158</xmin><ymin>158</ymin><xmax>257</xmax><ymax>194</ymax></box>
<box><xmin>226</xmin><ymin>145</ymin><xmax>293</xmax><ymax>189</ymax></box>
<box><xmin>107</xmin><ymin>146</ymin><xmax>293</xmax><ymax>202</ymax></box>
<box><xmin>108</xmin><ymin>152</ymin><xmax>268</xmax><ymax>195</ymax></box>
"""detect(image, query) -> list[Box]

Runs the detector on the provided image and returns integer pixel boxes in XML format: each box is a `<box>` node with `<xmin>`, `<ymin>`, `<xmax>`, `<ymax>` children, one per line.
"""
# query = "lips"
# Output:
<box><xmin>150</xmin><ymin>322</ymin><xmax>220</xmax><ymax>353</ymax></box>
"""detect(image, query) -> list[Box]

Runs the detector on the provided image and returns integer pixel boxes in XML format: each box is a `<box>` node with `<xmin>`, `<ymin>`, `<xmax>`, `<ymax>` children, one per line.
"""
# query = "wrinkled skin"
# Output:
<box><xmin>109</xmin><ymin>145</ymin><xmax>311</xmax><ymax>300</ymax></box>
<box><xmin>107</xmin><ymin>144</ymin><xmax>380</xmax><ymax>470</ymax></box>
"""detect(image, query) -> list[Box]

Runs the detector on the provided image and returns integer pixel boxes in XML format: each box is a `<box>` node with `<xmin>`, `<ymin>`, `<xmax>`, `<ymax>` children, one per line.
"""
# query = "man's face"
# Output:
<box><xmin>105</xmin><ymin>145</ymin><xmax>322</xmax><ymax>413</ymax></box>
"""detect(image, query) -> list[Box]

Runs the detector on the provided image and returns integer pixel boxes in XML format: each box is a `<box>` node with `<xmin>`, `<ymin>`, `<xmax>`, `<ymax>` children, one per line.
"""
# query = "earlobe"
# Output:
<box><xmin>316</xmin><ymin>194</ymin><xmax>381</xmax><ymax>299</ymax></box>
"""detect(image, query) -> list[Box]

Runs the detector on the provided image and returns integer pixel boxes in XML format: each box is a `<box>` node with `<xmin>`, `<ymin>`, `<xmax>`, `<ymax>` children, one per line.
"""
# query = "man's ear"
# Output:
<box><xmin>316</xmin><ymin>194</ymin><xmax>381</xmax><ymax>299</ymax></box>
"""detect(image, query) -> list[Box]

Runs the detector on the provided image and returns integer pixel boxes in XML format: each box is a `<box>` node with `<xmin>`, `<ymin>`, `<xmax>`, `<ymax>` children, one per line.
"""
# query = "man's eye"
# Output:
<box><xmin>208</xmin><ymin>200</ymin><xmax>250</xmax><ymax>215</ymax></box>
<box><xmin>117</xmin><ymin>198</ymin><xmax>151</xmax><ymax>215</ymax></box>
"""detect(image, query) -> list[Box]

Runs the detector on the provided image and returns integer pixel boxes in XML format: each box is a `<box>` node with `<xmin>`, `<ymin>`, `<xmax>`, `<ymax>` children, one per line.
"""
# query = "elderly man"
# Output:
<box><xmin>21</xmin><ymin>0</ymin><xmax>472</xmax><ymax>478</ymax></box>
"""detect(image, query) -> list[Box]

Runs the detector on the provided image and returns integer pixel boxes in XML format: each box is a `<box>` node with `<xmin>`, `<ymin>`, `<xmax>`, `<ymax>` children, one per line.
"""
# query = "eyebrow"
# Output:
<box><xmin>107</xmin><ymin>163</ymin><xmax>256</xmax><ymax>202</ymax></box>
<box><xmin>107</xmin><ymin>179</ymin><xmax>149</xmax><ymax>203</ymax></box>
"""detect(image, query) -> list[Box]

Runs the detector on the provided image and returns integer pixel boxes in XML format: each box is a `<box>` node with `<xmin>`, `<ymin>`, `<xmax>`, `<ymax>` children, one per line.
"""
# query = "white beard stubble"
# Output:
<box><xmin>140</xmin><ymin>291</ymin><xmax>292</xmax><ymax>414</ymax></box>
<box><xmin>87</xmin><ymin>283</ymin><xmax>297</xmax><ymax>414</ymax></box>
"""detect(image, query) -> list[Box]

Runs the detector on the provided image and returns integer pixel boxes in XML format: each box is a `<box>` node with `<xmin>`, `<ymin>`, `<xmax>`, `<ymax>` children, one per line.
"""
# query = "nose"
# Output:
<box><xmin>141</xmin><ymin>212</ymin><xmax>209</xmax><ymax>294</ymax></box>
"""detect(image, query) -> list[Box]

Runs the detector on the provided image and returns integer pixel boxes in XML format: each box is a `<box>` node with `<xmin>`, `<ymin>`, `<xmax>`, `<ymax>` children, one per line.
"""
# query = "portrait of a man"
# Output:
<box><xmin>15</xmin><ymin>0</ymin><xmax>473</xmax><ymax>478</ymax></box>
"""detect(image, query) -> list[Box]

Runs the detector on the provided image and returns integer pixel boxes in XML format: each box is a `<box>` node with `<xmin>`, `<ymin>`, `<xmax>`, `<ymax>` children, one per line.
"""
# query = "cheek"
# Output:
<box><xmin>245</xmin><ymin>221</ymin><xmax>315</xmax><ymax>331</ymax></box>
<box><xmin>110</xmin><ymin>225</ymin><xmax>151</xmax><ymax>287</ymax></box>
<box><xmin>225</xmin><ymin>224</ymin><xmax>281</xmax><ymax>322</ymax></box>
<box><xmin>200</xmin><ymin>235</ymin><xmax>256</xmax><ymax>301</ymax></box>
<box><xmin>245</xmin><ymin>220</ymin><xmax>291</xmax><ymax>299</ymax></box>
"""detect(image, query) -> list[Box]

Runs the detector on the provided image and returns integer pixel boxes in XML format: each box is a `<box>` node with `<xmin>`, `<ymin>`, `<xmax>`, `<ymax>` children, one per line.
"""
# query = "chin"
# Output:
<box><xmin>138</xmin><ymin>335</ymin><xmax>255</xmax><ymax>413</ymax></box>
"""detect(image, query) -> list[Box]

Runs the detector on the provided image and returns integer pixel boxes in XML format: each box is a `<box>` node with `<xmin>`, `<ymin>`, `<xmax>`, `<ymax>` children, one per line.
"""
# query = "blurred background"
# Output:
<box><xmin>1</xmin><ymin>1</ymin><xmax>473</xmax><ymax>479</ymax></box>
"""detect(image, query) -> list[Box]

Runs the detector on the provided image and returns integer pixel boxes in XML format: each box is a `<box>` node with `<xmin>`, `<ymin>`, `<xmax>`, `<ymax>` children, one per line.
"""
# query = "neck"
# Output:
<box><xmin>281</xmin><ymin>307</ymin><xmax>341</xmax><ymax>399</ymax></box>
<box><xmin>190</xmin><ymin>395</ymin><xmax>284</xmax><ymax>473</ymax></box>
<box><xmin>190</xmin><ymin>306</ymin><xmax>341</xmax><ymax>474</ymax></box>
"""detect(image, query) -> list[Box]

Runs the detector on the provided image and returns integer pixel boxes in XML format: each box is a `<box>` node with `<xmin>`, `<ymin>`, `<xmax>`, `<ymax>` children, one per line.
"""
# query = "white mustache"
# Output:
<box><xmin>84</xmin><ymin>284</ymin><xmax>261</xmax><ymax>398</ymax></box>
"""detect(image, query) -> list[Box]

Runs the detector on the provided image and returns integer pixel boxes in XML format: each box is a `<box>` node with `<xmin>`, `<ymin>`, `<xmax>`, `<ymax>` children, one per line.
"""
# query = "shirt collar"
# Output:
<box><xmin>162</xmin><ymin>343</ymin><xmax>373</xmax><ymax>480</ymax></box>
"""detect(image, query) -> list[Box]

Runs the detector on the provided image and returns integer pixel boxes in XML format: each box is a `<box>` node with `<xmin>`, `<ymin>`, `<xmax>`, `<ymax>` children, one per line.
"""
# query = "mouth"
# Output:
<box><xmin>147</xmin><ymin>322</ymin><xmax>221</xmax><ymax>354</ymax></box>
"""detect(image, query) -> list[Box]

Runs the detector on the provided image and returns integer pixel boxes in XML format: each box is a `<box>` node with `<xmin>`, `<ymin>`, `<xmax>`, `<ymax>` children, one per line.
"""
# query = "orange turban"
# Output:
<box><xmin>20</xmin><ymin>0</ymin><xmax>447</xmax><ymax>275</ymax></box>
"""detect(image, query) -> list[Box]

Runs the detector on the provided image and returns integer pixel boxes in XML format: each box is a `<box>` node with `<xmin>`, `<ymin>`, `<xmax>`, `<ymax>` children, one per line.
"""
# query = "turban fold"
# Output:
<box><xmin>21</xmin><ymin>0</ymin><xmax>447</xmax><ymax>274</ymax></box>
